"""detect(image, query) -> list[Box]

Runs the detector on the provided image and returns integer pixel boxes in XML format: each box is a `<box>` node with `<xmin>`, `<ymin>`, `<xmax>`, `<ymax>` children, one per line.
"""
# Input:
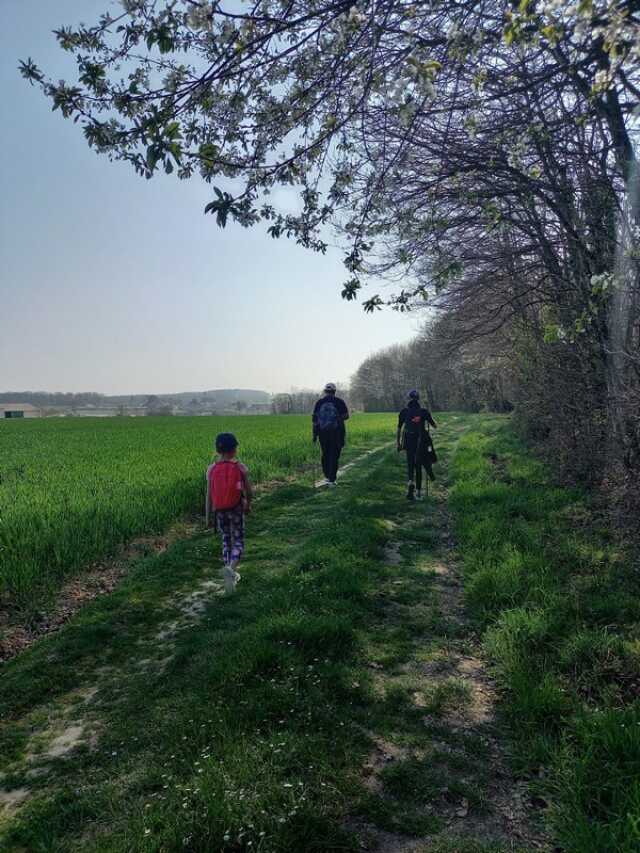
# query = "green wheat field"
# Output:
<box><xmin>0</xmin><ymin>414</ymin><xmax>394</xmax><ymax>605</ymax></box>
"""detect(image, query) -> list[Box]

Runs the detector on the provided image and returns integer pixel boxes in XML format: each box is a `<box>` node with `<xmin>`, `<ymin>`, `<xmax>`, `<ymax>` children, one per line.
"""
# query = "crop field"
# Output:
<box><xmin>0</xmin><ymin>413</ymin><xmax>394</xmax><ymax>607</ymax></box>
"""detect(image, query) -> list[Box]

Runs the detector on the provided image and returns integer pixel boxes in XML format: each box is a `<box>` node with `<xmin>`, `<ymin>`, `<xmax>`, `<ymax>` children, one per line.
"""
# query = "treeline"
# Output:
<box><xmin>272</xmin><ymin>386</ymin><xmax>350</xmax><ymax>414</ymax></box>
<box><xmin>0</xmin><ymin>392</ymin><xmax>107</xmax><ymax>408</ymax></box>
<box><xmin>0</xmin><ymin>389</ymin><xmax>270</xmax><ymax>407</ymax></box>
<box><xmin>337</xmin><ymin>8</ymin><xmax>640</xmax><ymax>500</ymax></box>
<box><xmin>351</xmin><ymin>315</ymin><xmax>513</xmax><ymax>414</ymax></box>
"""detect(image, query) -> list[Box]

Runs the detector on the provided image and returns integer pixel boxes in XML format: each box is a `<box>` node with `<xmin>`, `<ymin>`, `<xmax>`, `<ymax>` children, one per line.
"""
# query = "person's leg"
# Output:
<box><xmin>405</xmin><ymin>437</ymin><xmax>417</xmax><ymax>499</ymax></box>
<box><xmin>229</xmin><ymin>507</ymin><xmax>245</xmax><ymax>565</ymax></box>
<box><xmin>406</xmin><ymin>437</ymin><xmax>417</xmax><ymax>481</ymax></box>
<box><xmin>318</xmin><ymin>433</ymin><xmax>331</xmax><ymax>481</ymax></box>
<box><xmin>329</xmin><ymin>434</ymin><xmax>340</xmax><ymax>482</ymax></box>
<box><xmin>217</xmin><ymin>511</ymin><xmax>231</xmax><ymax>565</ymax></box>
<box><xmin>217</xmin><ymin>511</ymin><xmax>236</xmax><ymax>592</ymax></box>
<box><xmin>227</xmin><ymin>506</ymin><xmax>245</xmax><ymax>591</ymax></box>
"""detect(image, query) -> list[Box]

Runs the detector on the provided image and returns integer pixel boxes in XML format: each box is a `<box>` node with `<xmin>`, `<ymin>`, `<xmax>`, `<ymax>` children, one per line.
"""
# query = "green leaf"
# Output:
<box><xmin>165</xmin><ymin>122</ymin><xmax>181</xmax><ymax>139</ymax></box>
<box><xmin>341</xmin><ymin>278</ymin><xmax>361</xmax><ymax>301</ymax></box>
<box><xmin>146</xmin><ymin>145</ymin><xmax>159</xmax><ymax>171</ymax></box>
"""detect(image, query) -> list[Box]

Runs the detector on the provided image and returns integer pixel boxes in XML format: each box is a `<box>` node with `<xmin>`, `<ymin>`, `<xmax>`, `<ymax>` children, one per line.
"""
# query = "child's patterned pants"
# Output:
<box><xmin>216</xmin><ymin>505</ymin><xmax>245</xmax><ymax>565</ymax></box>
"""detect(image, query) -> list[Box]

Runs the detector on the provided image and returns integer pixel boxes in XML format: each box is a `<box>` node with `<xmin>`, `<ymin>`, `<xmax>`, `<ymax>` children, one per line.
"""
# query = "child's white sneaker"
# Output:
<box><xmin>415</xmin><ymin>489</ymin><xmax>424</xmax><ymax>501</ymax></box>
<box><xmin>229</xmin><ymin>561</ymin><xmax>241</xmax><ymax>590</ymax></box>
<box><xmin>223</xmin><ymin>565</ymin><xmax>236</xmax><ymax>594</ymax></box>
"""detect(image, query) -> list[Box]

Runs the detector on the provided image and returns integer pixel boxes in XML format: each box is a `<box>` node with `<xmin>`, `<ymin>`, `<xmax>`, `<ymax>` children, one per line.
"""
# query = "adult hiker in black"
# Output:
<box><xmin>397</xmin><ymin>390</ymin><xmax>438</xmax><ymax>501</ymax></box>
<box><xmin>312</xmin><ymin>382</ymin><xmax>350</xmax><ymax>487</ymax></box>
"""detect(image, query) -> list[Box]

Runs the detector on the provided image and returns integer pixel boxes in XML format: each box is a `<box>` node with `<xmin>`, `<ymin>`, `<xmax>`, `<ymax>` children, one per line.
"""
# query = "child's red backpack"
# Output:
<box><xmin>208</xmin><ymin>461</ymin><xmax>243</xmax><ymax>511</ymax></box>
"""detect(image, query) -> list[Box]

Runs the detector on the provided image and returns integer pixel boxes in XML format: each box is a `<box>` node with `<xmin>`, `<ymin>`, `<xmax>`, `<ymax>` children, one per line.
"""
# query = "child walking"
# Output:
<box><xmin>205</xmin><ymin>433</ymin><xmax>253</xmax><ymax>594</ymax></box>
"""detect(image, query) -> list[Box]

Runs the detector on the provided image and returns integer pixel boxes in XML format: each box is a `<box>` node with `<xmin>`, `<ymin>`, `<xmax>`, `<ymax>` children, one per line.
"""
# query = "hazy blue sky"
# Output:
<box><xmin>0</xmin><ymin>1</ymin><xmax>419</xmax><ymax>396</ymax></box>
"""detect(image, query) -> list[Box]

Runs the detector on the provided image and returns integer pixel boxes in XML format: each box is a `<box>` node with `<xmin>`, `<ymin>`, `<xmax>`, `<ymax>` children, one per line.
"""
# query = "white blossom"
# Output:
<box><xmin>594</xmin><ymin>68</ymin><xmax>613</xmax><ymax>91</ymax></box>
<box><xmin>187</xmin><ymin>2</ymin><xmax>212</xmax><ymax>32</ymax></box>
<box><xmin>348</xmin><ymin>6</ymin><xmax>366</xmax><ymax>26</ymax></box>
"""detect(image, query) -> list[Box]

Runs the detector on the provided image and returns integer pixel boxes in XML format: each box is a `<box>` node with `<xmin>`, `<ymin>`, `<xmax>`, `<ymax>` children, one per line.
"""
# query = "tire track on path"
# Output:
<box><xmin>347</xmin><ymin>436</ymin><xmax>550</xmax><ymax>851</ymax></box>
<box><xmin>314</xmin><ymin>442</ymin><xmax>393</xmax><ymax>488</ymax></box>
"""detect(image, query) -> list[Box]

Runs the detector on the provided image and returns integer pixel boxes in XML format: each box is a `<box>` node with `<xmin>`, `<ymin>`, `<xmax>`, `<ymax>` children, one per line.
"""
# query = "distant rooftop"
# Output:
<box><xmin>0</xmin><ymin>402</ymin><xmax>40</xmax><ymax>411</ymax></box>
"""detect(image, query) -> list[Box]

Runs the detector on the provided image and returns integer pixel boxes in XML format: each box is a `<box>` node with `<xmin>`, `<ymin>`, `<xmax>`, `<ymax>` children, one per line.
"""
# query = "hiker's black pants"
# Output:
<box><xmin>405</xmin><ymin>435</ymin><xmax>434</xmax><ymax>491</ymax></box>
<box><xmin>319</xmin><ymin>431</ymin><xmax>342</xmax><ymax>482</ymax></box>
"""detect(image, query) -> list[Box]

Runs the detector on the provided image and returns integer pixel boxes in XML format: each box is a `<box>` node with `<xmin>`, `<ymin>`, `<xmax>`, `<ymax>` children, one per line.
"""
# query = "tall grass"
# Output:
<box><xmin>0</xmin><ymin>413</ymin><xmax>393</xmax><ymax>605</ymax></box>
<box><xmin>449</xmin><ymin>417</ymin><xmax>640</xmax><ymax>852</ymax></box>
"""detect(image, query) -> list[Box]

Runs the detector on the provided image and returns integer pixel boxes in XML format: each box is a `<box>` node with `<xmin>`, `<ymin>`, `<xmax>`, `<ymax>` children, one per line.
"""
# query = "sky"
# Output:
<box><xmin>0</xmin><ymin>1</ymin><xmax>419</xmax><ymax>396</ymax></box>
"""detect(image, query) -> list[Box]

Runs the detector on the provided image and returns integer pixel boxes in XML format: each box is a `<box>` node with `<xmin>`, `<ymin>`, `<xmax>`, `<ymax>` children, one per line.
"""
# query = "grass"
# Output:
<box><xmin>449</xmin><ymin>416</ymin><xmax>640</xmax><ymax>852</ymax></box>
<box><xmin>2</xmin><ymin>412</ymin><xmax>637</xmax><ymax>851</ymax></box>
<box><xmin>0</xmin><ymin>412</ymin><xmax>394</xmax><ymax>608</ymax></box>
<box><xmin>3</xmin><ymin>413</ymin><xmax>516</xmax><ymax>852</ymax></box>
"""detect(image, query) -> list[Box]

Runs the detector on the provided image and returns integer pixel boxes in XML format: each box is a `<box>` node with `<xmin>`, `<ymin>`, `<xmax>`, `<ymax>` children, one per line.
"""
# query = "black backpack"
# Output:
<box><xmin>317</xmin><ymin>400</ymin><xmax>339</xmax><ymax>431</ymax></box>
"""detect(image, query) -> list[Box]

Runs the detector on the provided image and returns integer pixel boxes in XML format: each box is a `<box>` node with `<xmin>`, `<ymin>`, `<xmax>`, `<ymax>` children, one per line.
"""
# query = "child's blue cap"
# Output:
<box><xmin>408</xmin><ymin>389</ymin><xmax>420</xmax><ymax>400</ymax></box>
<box><xmin>215</xmin><ymin>432</ymin><xmax>238</xmax><ymax>453</ymax></box>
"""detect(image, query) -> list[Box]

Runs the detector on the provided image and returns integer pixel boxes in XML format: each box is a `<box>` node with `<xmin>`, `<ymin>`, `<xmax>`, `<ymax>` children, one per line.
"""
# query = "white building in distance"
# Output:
<box><xmin>0</xmin><ymin>402</ymin><xmax>42</xmax><ymax>419</ymax></box>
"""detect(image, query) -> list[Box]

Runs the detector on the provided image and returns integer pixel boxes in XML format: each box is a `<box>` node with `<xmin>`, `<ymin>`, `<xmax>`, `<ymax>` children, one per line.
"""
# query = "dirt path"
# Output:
<box><xmin>350</xmin><ymin>473</ymin><xmax>550</xmax><ymax>851</ymax></box>
<box><xmin>314</xmin><ymin>442</ymin><xmax>392</xmax><ymax>487</ymax></box>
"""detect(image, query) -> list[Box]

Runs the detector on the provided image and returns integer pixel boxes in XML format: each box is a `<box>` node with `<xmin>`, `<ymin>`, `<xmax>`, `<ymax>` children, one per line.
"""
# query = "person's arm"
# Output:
<box><xmin>205</xmin><ymin>466</ymin><xmax>211</xmax><ymax>526</ymax></box>
<box><xmin>339</xmin><ymin>399</ymin><xmax>350</xmax><ymax>422</ymax></box>
<box><xmin>397</xmin><ymin>411</ymin><xmax>404</xmax><ymax>451</ymax></box>
<box><xmin>425</xmin><ymin>408</ymin><xmax>437</xmax><ymax>428</ymax></box>
<box><xmin>240</xmin><ymin>464</ymin><xmax>253</xmax><ymax>513</ymax></box>
<box><xmin>312</xmin><ymin>400</ymin><xmax>319</xmax><ymax>442</ymax></box>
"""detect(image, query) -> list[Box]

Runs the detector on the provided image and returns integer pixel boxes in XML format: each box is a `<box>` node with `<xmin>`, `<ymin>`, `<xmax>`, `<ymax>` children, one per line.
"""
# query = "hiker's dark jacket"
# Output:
<box><xmin>398</xmin><ymin>402</ymin><xmax>436</xmax><ymax>435</ymax></box>
<box><xmin>312</xmin><ymin>395</ymin><xmax>349</xmax><ymax>444</ymax></box>
<box><xmin>398</xmin><ymin>401</ymin><xmax>437</xmax><ymax>465</ymax></box>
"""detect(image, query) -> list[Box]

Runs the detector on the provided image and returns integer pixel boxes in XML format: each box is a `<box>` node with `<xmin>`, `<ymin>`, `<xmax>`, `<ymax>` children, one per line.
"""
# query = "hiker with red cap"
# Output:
<box><xmin>205</xmin><ymin>432</ymin><xmax>253</xmax><ymax>593</ymax></box>
<box><xmin>397</xmin><ymin>390</ymin><xmax>438</xmax><ymax>501</ymax></box>
<box><xmin>312</xmin><ymin>382</ymin><xmax>350</xmax><ymax>487</ymax></box>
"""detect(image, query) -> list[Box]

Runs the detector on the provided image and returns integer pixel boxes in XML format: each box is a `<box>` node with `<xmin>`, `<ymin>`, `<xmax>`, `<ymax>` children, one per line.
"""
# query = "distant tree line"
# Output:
<box><xmin>0</xmin><ymin>390</ymin><xmax>272</xmax><ymax>417</ymax></box>
<box><xmin>0</xmin><ymin>392</ymin><xmax>108</xmax><ymax>408</ymax></box>
<box><xmin>351</xmin><ymin>315</ymin><xmax>513</xmax><ymax>414</ymax></box>
<box><xmin>272</xmin><ymin>387</ymin><xmax>351</xmax><ymax>415</ymax></box>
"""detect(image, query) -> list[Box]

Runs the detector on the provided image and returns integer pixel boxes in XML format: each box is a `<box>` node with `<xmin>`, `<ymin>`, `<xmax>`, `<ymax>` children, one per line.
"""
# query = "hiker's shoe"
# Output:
<box><xmin>328</xmin><ymin>480</ymin><xmax>337</xmax><ymax>487</ymax></box>
<box><xmin>407</xmin><ymin>483</ymin><xmax>415</xmax><ymax>501</ymax></box>
<box><xmin>229</xmin><ymin>562</ymin><xmax>241</xmax><ymax>590</ymax></box>
<box><xmin>415</xmin><ymin>489</ymin><xmax>424</xmax><ymax>501</ymax></box>
<box><xmin>322</xmin><ymin>478</ymin><xmax>332</xmax><ymax>486</ymax></box>
<box><xmin>223</xmin><ymin>565</ymin><xmax>236</xmax><ymax>594</ymax></box>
